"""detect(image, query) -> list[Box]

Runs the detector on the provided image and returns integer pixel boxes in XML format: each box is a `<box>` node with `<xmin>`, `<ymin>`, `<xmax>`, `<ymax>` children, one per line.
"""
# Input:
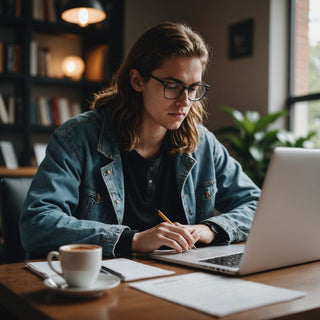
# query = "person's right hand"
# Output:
<box><xmin>131</xmin><ymin>222</ymin><xmax>197</xmax><ymax>253</ymax></box>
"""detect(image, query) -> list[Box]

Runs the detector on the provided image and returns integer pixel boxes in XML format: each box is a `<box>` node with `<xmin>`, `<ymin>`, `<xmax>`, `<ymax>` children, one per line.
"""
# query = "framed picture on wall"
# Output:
<box><xmin>228</xmin><ymin>18</ymin><xmax>254</xmax><ymax>59</ymax></box>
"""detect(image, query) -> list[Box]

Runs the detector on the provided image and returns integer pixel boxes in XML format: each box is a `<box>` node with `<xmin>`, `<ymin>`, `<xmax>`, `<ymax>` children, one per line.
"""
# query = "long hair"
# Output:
<box><xmin>92</xmin><ymin>22</ymin><xmax>210</xmax><ymax>154</ymax></box>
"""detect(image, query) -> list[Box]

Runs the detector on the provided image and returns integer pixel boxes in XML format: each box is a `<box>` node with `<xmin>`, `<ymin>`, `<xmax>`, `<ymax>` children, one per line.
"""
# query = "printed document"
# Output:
<box><xmin>130</xmin><ymin>272</ymin><xmax>306</xmax><ymax>317</ymax></box>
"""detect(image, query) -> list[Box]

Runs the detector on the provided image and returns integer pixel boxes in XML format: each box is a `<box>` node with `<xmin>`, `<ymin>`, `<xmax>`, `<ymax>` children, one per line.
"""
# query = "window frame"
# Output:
<box><xmin>287</xmin><ymin>0</ymin><xmax>320</xmax><ymax>131</ymax></box>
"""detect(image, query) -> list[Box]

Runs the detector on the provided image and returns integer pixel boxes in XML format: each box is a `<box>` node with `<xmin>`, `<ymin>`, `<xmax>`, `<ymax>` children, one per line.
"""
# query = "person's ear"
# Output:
<box><xmin>129</xmin><ymin>69</ymin><xmax>144</xmax><ymax>92</ymax></box>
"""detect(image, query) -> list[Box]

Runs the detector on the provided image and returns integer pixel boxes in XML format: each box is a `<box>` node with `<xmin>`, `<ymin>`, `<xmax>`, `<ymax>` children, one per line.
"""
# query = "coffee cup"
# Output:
<box><xmin>47</xmin><ymin>244</ymin><xmax>102</xmax><ymax>288</ymax></box>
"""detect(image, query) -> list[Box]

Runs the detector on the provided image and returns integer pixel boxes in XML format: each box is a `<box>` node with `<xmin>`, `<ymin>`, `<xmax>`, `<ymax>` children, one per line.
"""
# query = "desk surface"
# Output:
<box><xmin>1</xmin><ymin>257</ymin><xmax>320</xmax><ymax>320</ymax></box>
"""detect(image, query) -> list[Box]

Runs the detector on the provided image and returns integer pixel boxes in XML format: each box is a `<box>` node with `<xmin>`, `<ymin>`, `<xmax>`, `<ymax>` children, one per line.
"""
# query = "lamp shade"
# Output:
<box><xmin>62</xmin><ymin>56</ymin><xmax>85</xmax><ymax>80</ymax></box>
<box><xmin>61</xmin><ymin>0</ymin><xmax>107</xmax><ymax>27</ymax></box>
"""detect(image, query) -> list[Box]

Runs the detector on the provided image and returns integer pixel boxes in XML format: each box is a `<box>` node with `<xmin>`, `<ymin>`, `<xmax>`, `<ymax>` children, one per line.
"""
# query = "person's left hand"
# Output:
<box><xmin>175</xmin><ymin>223</ymin><xmax>215</xmax><ymax>244</ymax></box>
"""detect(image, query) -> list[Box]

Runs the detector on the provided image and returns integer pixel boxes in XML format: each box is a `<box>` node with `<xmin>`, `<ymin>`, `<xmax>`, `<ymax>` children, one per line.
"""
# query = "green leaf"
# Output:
<box><xmin>249</xmin><ymin>146</ymin><xmax>264</xmax><ymax>162</ymax></box>
<box><xmin>246</xmin><ymin>111</ymin><xmax>260</xmax><ymax>123</ymax></box>
<box><xmin>254</xmin><ymin>110</ymin><xmax>288</xmax><ymax>131</ymax></box>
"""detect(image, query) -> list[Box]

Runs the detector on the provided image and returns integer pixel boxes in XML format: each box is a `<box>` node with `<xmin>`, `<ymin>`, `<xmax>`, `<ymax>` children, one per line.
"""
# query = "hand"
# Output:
<box><xmin>132</xmin><ymin>222</ymin><xmax>197</xmax><ymax>253</ymax></box>
<box><xmin>185</xmin><ymin>224</ymin><xmax>215</xmax><ymax>244</ymax></box>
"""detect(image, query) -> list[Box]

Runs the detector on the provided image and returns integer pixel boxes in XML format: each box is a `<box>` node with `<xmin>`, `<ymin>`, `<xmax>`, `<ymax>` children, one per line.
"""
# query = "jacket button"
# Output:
<box><xmin>107</xmin><ymin>170</ymin><xmax>112</xmax><ymax>175</ymax></box>
<box><xmin>115</xmin><ymin>199</ymin><xmax>120</xmax><ymax>204</ymax></box>
<box><xmin>205</xmin><ymin>191</ymin><xmax>210</xmax><ymax>198</ymax></box>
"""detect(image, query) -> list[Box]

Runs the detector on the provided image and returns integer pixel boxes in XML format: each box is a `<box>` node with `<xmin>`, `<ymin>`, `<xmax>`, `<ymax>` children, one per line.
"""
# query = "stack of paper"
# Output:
<box><xmin>25</xmin><ymin>258</ymin><xmax>175</xmax><ymax>282</ymax></box>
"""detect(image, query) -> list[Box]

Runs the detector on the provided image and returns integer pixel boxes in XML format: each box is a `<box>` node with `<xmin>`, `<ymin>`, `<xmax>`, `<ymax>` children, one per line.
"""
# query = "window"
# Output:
<box><xmin>289</xmin><ymin>0</ymin><xmax>320</xmax><ymax>147</ymax></box>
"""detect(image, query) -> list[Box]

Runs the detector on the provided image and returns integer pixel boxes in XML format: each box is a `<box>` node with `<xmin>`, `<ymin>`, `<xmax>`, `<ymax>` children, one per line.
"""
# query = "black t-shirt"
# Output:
<box><xmin>115</xmin><ymin>143</ymin><xmax>186</xmax><ymax>255</ymax></box>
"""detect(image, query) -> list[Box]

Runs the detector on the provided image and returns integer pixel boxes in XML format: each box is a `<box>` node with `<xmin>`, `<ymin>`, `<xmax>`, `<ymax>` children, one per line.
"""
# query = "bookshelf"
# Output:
<box><xmin>0</xmin><ymin>0</ymin><xmax>124</xmax><ymax>169</ymax></box>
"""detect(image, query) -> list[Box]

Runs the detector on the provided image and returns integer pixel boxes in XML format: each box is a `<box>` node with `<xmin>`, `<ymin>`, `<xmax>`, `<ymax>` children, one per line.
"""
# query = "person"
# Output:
<box><xmin>20</xmin><ymin>22</ymin><xmax>261</xmax><ymax>259</ymax></box>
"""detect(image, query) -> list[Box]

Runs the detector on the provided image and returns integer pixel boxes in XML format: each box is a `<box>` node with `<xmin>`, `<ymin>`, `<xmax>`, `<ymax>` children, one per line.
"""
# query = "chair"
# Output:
<box><xmin>0</xmin><ymin>177</ymin><xmax>32</xmax><ymax>263</ymax></box>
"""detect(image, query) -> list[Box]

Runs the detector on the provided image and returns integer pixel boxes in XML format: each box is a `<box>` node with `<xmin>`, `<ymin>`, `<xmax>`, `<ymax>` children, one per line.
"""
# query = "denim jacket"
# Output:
<box><xmin>20</xmin><ymin>107</ymin><xmax>261</xmax><ymax>258</ymax></box>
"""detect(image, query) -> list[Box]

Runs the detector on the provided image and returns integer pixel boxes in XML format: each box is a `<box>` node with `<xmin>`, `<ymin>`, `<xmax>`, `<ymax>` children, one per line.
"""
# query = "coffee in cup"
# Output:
<box><xmin>47</xmin><ymin>244</ymin><xmax>102</xmax><ymax>288</ymax></box>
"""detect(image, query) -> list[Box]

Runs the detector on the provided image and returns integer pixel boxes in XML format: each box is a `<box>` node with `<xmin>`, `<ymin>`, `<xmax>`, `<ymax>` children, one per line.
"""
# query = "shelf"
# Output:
<box><xmin>31</xmin><ymin>76</ymin><xmax>105</xmax><ymax>88</ymax></box>
<box><xmin>0</xmin><ymin>73</ymin><xmax>26</xmax><ymax>81</ymax></box>
<box><xmin>0</xmin><ymin>124</ymin><xmax>25</xmax><ymax>132</ymax></box>
<box><xmin>0</xmin><ymin>166</ymin><xmax>37</xmax><ymax>177</ymax></box>
<box><xmin>0</xmin><ymin>15</ymin><xmax>25</xmax><ymax>27</ymax></box>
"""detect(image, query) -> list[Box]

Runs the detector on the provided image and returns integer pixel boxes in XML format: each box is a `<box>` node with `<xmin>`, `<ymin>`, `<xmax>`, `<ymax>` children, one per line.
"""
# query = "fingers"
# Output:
<box><xmin>131</xmin><ymin>222</ymin><xmax>197</xmax><ymax>253</ymax></box>
<box><xmin>156</xmin><ymin>222</ymin><xmax>196</xmax><ymax>252</ymax></box>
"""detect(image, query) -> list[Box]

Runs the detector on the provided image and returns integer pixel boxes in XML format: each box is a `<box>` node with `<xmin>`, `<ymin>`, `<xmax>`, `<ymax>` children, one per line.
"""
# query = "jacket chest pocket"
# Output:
<box><xmin>81</xmin><ymin>184</ymin><xmax>117</xmax><ymax>223</ymax></box>
<box><xmin>195</xmin><ymin>180</ymin><xmax>217</xmax><ymax>219</ymax></box>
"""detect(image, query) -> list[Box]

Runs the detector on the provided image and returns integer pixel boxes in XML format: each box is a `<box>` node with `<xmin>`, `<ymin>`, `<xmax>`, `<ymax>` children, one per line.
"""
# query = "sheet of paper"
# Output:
<box><xmin>26</xmin><ymin>258</ymin><xmax>175</xmax><ymax>282</ymax></box>
<box><xmin>25</xmin><ymin>261</ymin><xmax>62</xmax><ymax>279</ymax></box>
<box><xmin>101</xmin><ymin>258</ymin><xmax>175</xmax><ymax>281</ymax></box>
<box><xmin>130</xmin><ymin>272</ymin><xmax>306</xmax><ymax>317</ymax></box>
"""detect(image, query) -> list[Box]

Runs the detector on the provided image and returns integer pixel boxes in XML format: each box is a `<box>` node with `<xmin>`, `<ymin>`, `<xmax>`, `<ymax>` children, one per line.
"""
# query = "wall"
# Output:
<box><xmin>124</xmin><ymin>0</ymin><xmax>288</xmax><ymax>131</ymax></box>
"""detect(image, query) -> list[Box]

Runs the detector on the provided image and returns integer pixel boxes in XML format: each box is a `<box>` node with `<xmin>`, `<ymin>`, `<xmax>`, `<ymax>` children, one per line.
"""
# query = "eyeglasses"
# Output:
<box><xmin>151</xmin><ymin>75</ymin><xmax>210</xmax><ymax>101</ymax></box>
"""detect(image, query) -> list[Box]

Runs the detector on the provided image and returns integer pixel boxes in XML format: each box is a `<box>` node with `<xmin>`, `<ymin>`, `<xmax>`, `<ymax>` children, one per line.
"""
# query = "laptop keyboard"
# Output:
<box><xmin>200</xmin><ymin>252</ymin><xmax>243</xmax><ymax>268</ymax></box>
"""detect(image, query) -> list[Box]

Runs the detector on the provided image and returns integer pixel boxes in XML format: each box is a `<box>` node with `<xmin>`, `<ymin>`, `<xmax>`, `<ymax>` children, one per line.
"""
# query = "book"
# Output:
<box><xmin>30</xmin><ymin>40</ymin><xmax>38</xmax><ymax>76</ymax></box>
<box><xmin>14</xmin><ymin>44</ymin><xmax>22</xmax><ymax>74</ymax></box>
<box><xmin>33</xmin><ymin>143</ymin><xmax>47</xmax><ymax>166</ymax></box>
<box><xmin>51</xmin><ymin>97</ymin><xmax>61</xmax><ymax>126</ymax></box>
<box><xmin>33</xmin><ymin>0</ymin><xmax>45</xmax><ymax>21</ymax></box>
<box><xmin>70</xmin><ymin>101</ymin><xmax>82</xmax><ymax>117</ymax></box>
<box><xmin>57</xmin><ymin>97</ymin><xmax>71</xmax><ymax>124</ymax></box>
<box><xmin>0</xmin><ymin>141</ymin><xmax>18</xmax><ymax>169</ymax></box>
<box><xmin>5</xmin><ymin>43</ymin><xmax>15</xmax><ymax>73</ymax></box>
<box><xmin>15</xmin><ymin>0</ymin><xmax>22</xmax><ymax>17</ymax></box>
<box><xmin>37</xmin><ymin>96</ymin><xmax>51</xmax><ymax>126</ymax></box>
<box><xmin>45</xmin><ymin>0</ymin><xmax>57</xmax><ymax>23</ymax></box>
<box><xmin>0</xmin><ymin>93</ymin><xmax>9</xmax><ymax>124</ymax></box>
<box><xmin>7</xmin><ymin>95</ymin><xmax>15</xmax><ymax>124</ymax></box>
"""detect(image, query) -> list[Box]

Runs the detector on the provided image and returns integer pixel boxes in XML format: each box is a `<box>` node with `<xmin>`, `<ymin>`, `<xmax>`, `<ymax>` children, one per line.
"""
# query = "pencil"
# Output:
<box><xmin>157</xmin><ymin>209</ymin><xmax>197</xmax><ymax>250</ymax></box>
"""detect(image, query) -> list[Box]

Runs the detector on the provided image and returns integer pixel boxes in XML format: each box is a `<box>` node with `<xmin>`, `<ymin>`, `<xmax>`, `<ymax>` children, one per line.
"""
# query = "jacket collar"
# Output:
<box><xmin>96</xmin><ymin>109</ymin><xmax>120</xmax><ymax>160</ymax></box>
<box><xmin>95</xmin><ymin>107</ymin><xmax>198</xmax><ymax>168</ymax></box>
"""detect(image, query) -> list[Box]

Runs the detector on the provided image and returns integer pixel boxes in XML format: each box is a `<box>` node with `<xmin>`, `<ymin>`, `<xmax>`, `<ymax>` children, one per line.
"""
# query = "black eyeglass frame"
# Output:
<box><xmin>150</xmin><ymin>75</ymin><xmax>210</xmax><ymax>101</ymax></box>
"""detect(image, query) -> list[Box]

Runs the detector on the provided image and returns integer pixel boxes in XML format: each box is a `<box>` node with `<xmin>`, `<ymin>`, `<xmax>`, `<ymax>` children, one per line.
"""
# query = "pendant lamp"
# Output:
<box><xmin>61</xmin><ymin>0</ymin><xmax>107</xmax><ymax>27</ymax></box>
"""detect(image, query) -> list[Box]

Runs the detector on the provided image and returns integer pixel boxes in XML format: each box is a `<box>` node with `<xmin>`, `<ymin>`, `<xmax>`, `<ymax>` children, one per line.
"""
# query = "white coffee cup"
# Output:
<box><xmin>47</xmin><ymin>244</ymin><xmax>102</xmax><ymax>288</ymax></box>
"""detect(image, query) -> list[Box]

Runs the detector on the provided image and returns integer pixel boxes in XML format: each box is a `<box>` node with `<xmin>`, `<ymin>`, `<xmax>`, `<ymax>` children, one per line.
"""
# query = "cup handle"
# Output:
<box><xmin>47</xmin><ymin>251</ymin><xmax>63</xmax><ymax>276</ymax></box>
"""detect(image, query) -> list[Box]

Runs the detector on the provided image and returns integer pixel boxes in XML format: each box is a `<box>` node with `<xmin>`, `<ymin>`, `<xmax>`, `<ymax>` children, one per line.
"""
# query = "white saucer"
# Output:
<box><xmin>44</xmin><ymin>273</ymin><xmax>120</xmax><ymax>297</ymax></box>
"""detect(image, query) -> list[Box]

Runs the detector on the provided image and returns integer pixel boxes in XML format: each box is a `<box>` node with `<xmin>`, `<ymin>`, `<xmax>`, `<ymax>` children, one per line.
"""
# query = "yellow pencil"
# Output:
<box><xmin>157</xmin><ymin>209</ymin><xmax>197</xmax><ymax>250</ymax></box>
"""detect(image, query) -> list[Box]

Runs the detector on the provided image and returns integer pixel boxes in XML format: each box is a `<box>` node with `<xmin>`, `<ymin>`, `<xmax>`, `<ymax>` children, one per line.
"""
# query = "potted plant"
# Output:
<box><xmin>214</xmin><ymin>106</ymin><xmax>316</xmax><ymax>187</ymax></box>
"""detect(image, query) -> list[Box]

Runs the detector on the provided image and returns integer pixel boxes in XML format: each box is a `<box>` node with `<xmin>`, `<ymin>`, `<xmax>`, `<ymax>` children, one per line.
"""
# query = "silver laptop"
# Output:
<box><xmin>150</xmin><ymin>147</ymin><xmax>320</xmax><ymax>275</ymax></box>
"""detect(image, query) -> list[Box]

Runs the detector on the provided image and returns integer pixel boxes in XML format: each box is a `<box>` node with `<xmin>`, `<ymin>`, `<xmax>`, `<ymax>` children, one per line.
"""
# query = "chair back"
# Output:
<box><xmin>0</xmin><ymin>177</ymin><xmax>32</xmax><ymax>263</ymax></box>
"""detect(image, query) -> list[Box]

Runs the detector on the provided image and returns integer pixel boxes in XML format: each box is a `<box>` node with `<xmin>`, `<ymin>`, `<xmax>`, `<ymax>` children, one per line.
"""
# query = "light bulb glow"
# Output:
<box><xmin>62</xmin><ymin>56</ymin><xmax>85</xmax><ymax>80</ymax></box>
<box><xmin>61</xmin><ymin>6</ymin><xmax>107</xmax><ymax>27</ymax></box>
<box><xmin>78</xmin><ymin>8</ymin><xmax>88</xmax><ymax>26</ymax></box>
<box><xmin>66</xmin><ymin>61</ymin><xmax>76</xmax><ymax>73</ymax></box>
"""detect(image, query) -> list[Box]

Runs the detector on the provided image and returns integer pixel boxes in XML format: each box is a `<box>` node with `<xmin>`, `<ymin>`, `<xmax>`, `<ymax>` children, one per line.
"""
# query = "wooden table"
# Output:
<box><xmin>1</xmin><ymin>257</ymin><xmax>320</xmax><ymax>320</ymax></box>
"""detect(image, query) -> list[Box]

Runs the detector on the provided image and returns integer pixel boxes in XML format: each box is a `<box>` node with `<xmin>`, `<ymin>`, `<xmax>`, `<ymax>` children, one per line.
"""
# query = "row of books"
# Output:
<box><xmin>32</xmin><ymin>0</ymin><xmax>61</xmax><ymax>23</ymax></box>
<box><xmin>0</xmin><ymin>140</ymin><xmax>47</xmax><ymax>168</ymax></box>
<box><xmin>0</xmin><ymin>42</ymin><xmax>22</xmax><ymax>74</ymax></box>
<box><xmin>0</xmin><ymin>93</ymin><xmax>23</xmax><ymax>125</ymax></box>
<box><xmin>30</xmin><ymin>40</ymin><xmax>52</xmax><ymax>77</ymax></box>
<box><xmin>0</xmin><ymin>0</ymin><xmax>22</xmax><ymax>17</ymax></box>
<box><xmin>31</xmin><ymin>96</ymin><xmax>82</xmax><ymax>127</ymax></box>
<box><xmin>0</xmin><ymin>140</ymin><xmax>19</xmax><ymax>169</ymax></box>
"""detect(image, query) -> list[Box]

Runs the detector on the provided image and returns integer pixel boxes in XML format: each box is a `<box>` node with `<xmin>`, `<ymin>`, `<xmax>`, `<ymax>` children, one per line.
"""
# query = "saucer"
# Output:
<box><xmin>44</xmin><ymin>273</ymin><xmax>120</xmax><ymax>297</ymax></box>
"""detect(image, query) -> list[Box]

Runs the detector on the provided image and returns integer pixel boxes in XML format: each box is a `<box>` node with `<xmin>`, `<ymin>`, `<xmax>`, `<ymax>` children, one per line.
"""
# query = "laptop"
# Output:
<box><xmin>150</xmin><ymin>147</ymin><xmax>320</xmax><ymax>275</ymax></box>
